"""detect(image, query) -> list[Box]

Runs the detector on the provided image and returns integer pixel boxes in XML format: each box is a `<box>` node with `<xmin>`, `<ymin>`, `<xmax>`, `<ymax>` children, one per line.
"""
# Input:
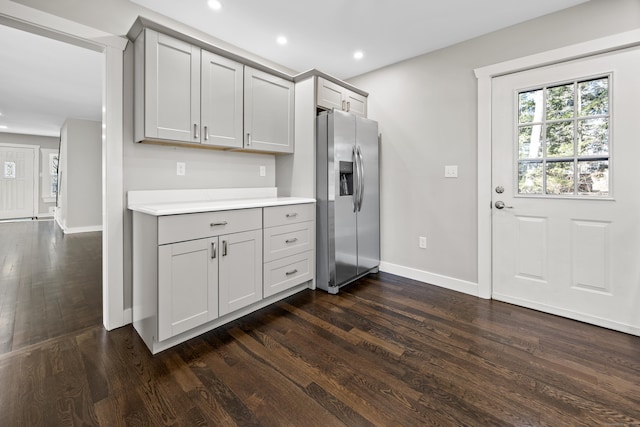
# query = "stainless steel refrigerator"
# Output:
<box><xmin>316</xmin><ymin>109</ymin><xmax>380</xmax><ymax>294</ymax></box>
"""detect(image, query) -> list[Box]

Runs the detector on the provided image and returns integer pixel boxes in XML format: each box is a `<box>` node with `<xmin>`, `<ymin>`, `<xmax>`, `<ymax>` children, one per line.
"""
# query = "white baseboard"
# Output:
<box><xmin>379</xmin><ymin>261</ymin><xmax>479</xmax><ymax>297</ymax></box>
<box><xmin>123</xmin><ymin>308</ymin><xmax>132</xmax><ymax>325</ymax></box>
<box><xmin>62</xmin><ymin>224</ymin><xmax>103</xmax><ymax>234</ymax></box>
<box><xmin>36</xmin><ymin>213</ymin><xmax>54</xmax><ymax>219</ymax></box>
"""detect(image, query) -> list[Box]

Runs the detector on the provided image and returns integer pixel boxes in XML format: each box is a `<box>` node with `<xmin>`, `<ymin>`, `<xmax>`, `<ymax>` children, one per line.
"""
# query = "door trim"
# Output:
<box><xmin>0</xmin><ymin>6</ymin><xmax>128</xmax><ymax>330</ymax></box>
<box><xmin>474</xmin><ymin>29</ymin><xmax>640</xmax><ymax>299</ymax></box>
<box><xmin>0</xmin><ymin>143</ymin><xmax>39</xmax><ymax>219</ymax></box>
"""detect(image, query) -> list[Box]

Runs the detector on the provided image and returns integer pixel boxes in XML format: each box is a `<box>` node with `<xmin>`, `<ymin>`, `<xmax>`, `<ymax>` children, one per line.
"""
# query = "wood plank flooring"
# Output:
<box><xmin>1</xmin><ymin>271</ymin><xmax>639</xmax><ymax>426</ymax></box>
<box><xmin>0</xmin><ymin>220</ymin><xmax>102</xmax><ymax>354</ymax></box>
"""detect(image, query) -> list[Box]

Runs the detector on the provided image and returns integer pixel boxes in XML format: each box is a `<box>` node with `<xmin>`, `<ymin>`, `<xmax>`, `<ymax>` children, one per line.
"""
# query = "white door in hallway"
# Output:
<box><xmin>491</xmin><ymin>47</ymin><xmax>640</xmax><ymax>335</ymax></box>
<box><xmin>0</xmin><ymin>145</ymin><xmax>36</xmax><ymax>220</ymax></box>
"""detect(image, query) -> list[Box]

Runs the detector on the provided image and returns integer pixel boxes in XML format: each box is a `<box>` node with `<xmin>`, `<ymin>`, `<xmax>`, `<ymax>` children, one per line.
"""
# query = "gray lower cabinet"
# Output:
<box><xmin>132</xmin><ymin>203</ymin><xmax>314</xmax><ymax>354</ymax></box>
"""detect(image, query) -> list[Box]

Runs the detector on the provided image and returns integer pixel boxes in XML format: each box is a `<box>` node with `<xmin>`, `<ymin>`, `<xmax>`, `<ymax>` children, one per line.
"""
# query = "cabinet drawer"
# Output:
<box><xmin>264</xmin><ymin>203</ymin><xmax>315</xmax><ymax>228</ymax></box>
<box><xmin>264</xmin><ymin>221</ymin><xmax>314</xmax><ymax>262</ymax></box>
<box><xmin>158</xmin><ymin>208</ymin><xmax>261</xmax><ymax>245</ymax></box>
<box><xmin>263</xmin><ymin>251</ymin><xmax>314</xmax><ymax>298</ymax></box>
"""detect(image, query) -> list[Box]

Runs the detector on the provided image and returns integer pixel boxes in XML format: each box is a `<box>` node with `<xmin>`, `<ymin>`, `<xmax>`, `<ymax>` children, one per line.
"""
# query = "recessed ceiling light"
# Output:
<box><xmin>277</xmin><ymin>36</ymin><xmax>287</xmax><ymax>46</ymax></box>
<box><xmin>353</xmin><ymin>51</ymin><xmax>364</xmax><ymax>60</ymax></box>
<box><xmin>207</xmin><ymin>0</ymin><xmax>221</xmax><ymax>11</ymax></box>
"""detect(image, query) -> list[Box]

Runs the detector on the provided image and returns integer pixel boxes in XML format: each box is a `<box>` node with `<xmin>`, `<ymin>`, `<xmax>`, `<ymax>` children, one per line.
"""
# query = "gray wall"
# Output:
<box><xmin>0</xmin><ymin>132</ymin><xmax>59</xmax><ymax>216</ymax></box>
<box><xmin>348</xmin><ymin>0</ymin><xmax>640</xmax><ymax>284</ymax></box>
<box><xmin>58</xmin><ymin>119</ymin><xmax>102</xmax><ymax>230</ymax></box>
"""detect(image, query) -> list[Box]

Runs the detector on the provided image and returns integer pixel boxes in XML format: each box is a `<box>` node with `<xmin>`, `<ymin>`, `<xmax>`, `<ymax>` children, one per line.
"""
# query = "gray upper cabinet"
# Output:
<box><xmin>244</xmin><ymin>67</ymin><xmax>294</xmax><ymax>154</ymax></box>
<box><xmin>135</xmin><ymin>29</ymin><xmax>293</xmax><ymax>153</ymax></box>
<box><xmin>317</xmin><ymin>76</ymin><xmax>367</xmax><ymax>117</ymax></box>
<box><xmin>137</xmin><ymin>29</ymin><xmax>201</xmax><ymax>143</ymax></box>
<box><xmin>201</xmin><ymin>51</ymin><xmax>243</xmax><ymax>149</ymax></box>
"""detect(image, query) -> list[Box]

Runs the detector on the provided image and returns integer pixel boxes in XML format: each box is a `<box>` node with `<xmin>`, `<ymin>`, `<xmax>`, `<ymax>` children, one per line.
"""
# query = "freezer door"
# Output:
<box><xmin>331</xmin><ymin>110</ymin><xmax>358</xmax><ymax>286</ymax></box>
<box><xmin>356</xmin><ymin>115</ymin><xmax>380</xmax><ymax>273</ymax></box>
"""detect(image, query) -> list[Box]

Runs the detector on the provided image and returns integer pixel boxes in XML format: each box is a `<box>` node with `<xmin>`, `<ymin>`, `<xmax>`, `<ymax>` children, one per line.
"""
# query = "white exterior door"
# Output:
<box><xmin>0</xmin><ymin>145</ymin><xmax>36</xmax><ymax>220</ymax></box>
<box><xmin>491</xmin><ymin>47</ymin><xmax>640</xmax><ymax>335</ymax></box>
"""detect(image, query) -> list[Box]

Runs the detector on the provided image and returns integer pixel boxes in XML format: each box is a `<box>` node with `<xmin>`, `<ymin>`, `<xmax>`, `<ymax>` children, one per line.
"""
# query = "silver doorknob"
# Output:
<box><xmin>494</xmin><ymin>201</ymin><xmax>513</xmax><ymax>209</ymax></box>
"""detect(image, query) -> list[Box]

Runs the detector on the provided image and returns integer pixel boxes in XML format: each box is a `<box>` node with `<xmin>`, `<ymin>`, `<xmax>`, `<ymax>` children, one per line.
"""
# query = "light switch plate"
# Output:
<box><xmin>260</xmin><ymin>165</ymin><xmax>266</xmax><ymax>177</ymax></box>
<box><xmin>445</xmin><ymin>165</ymin><xmax>458</xmax><ymax>178</ymax></box>
<box><xmin>176</xmin><ymin>162</ymin><xmax>186</xmax><ymax>176</ymax></box>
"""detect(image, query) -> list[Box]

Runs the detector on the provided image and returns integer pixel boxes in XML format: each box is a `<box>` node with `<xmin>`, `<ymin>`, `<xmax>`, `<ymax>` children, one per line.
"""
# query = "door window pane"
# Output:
<box><xmin>578</xmin><ymin>160</ymin><xmax>609</xmax><ymax>196</ymax></box>
<box><xmin>578</xmin><ymin>78</ymin><xmax>608</xmax><ymax>116</ymax></box>
<box><xmin>546</xmin><ymin>121</ymin><xmax>574</xmax><ymax>157</ymax></box>
<box><xmin>546</xmin><ymin>84</ymin><xmax>574</xmax><ymax>120</ymax></box>
<box><xmin>518</xmin><ymin>162</ymin><xmax>543</xmax><ymax>194</ymax></box>
<box><xmin>516</xmin><ymin>75</ymin><xmax>610</xmax><ymax>197</ymax></box>
<box><xmin>519</xmin><ymin>125</ymin><xmax>543</xmax><ymax>159</ymax></box>
<box><xmin>578</xmin><ymin>118</ymin><xmax>608</xmax><ymax>156</ymax></box>
<box><xmin>519</xmin><ymin>89</ymin><xmax>543</xmax><ymax>124</ymax></box>
<box><xmin>546</xmin><ymin>162</ymin><xmax>574</xmax><ymax>195</ymax></box>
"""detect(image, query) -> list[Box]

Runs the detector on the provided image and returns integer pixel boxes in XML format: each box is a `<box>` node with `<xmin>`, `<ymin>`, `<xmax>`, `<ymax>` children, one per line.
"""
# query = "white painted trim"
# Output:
<box><xmin>103</xmin><ymin>46</ymin><xmax>125</xmax><ymax>331</ymax></box>
<box><xmin>36</xmin><ymin>213</ymin><xmax>53</xmax><ymax>219</ymax></box>
<box><xmin>474</xmin><ymin>29</ymin><xmax>640</xmax><ymax>301</ymax></box>
<box><xmin>494</xmin><ymin>294</ymin><xmax>640</xmax><ymax>337</ymax></box>
<box><xmin>62</xmin><ymin>224</ymin><xmax>103</xmax><ymax>234</ymax></box>
<box><xmin>127</xmin><ymin>187</ymin><xmax>278</xmax><ymax>205</ymax></box>
<box><xmin>123</xmin><ymin>308</ymin><xmax>133</xmax><ymax>325</ymax></box>
<box><xmin>0</xmin><ymin>142</ymin><xmax>39</xmax><ymax>219</ymax></box>
<box><xmin>0</xmin><ymin>5</ymin><xmax>128</xmax><ymax>331</ymax></box>
<box><xmin>379</xmin><ymin>262</ymin><xmax>479</xmax><ymax>297</ymax></box>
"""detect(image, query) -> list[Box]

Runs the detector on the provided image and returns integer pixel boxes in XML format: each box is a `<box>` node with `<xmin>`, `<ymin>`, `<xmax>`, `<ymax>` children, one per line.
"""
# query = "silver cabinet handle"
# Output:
<box><xmin>346</xmin><ymin>101</ymin><xmax>351</xmax><ymax>112</ymax></box>
<box><xmin>194</xmin><ymin>123</ymin><xmax>199</xmax><ymax>139</ymax></box>
<box><xmin>210</xmin><ymin>221</ymin><xmax>228</xmax><ymax>227</ymax></box>
<box><xmin>285</xmin><ymin>238</ymin><xmax>298</xmax><ymax>244</ymax></box>
<box><xmin>285</xmin><ymin>269</ymin><xmax>298</xmax><ymax>276</ymax></box>
<box><xmin>494</xmin><ymin>201</ymin><xmax>514</xmax><ymax>209</ymax></box>
<box><xmin>285</xmin><ymin>213</ymin><xmax>298</xmax><ymax>218</ymax></box>
<box><xmin>342</xmin><ymin>100</ymin><xmax>346</xmax><ymax>111</ymax></box>
<box><xmin>204</xmin><ymin>125</ymin><xmax>209</xmax><ymax>141</ymax></box>
<box><xmin>211</xmin><ymin>242</ymin><xmax>217</xmax><ymax>259</ymax></box>
<box><xmin>246</xmin><ymin>132</ymin><xmax>251</xmax><ymax>146</ymax></box>
<box><xmin>356</xmin><ymin>146</ymin><xmax>365</xmax><ymax>212</ymax></box>
<box><xmin>222</xmin><ymin>240</ymin><xmax>228</xmax><ymax>256</ymax></box>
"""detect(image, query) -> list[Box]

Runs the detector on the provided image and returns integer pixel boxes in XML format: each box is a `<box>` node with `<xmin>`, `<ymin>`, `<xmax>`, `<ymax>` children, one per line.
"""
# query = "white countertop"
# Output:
<box><xmin>129</xmin><ymin>196</ymin><xmax>316</xmax><ymax>216</ymax></box>
<box><xmin>127</xmin><ymin>188</ymin><xmax>315</xmax><ymax>216</ymax></box>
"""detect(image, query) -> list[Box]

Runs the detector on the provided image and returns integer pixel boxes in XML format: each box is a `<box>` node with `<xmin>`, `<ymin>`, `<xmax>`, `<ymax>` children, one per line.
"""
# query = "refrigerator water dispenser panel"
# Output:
<box><xmin>339</xmin><ymin>161</ymin><xmax>354</xmax><ymax>196</ymax></box>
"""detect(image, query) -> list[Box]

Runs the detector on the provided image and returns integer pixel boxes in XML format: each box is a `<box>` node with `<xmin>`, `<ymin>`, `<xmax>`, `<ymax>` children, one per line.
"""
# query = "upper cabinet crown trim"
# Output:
<box><xmin>127</xmin><ymin>16</ymin><xmax>293</xmax><ymax>81</ymax></box>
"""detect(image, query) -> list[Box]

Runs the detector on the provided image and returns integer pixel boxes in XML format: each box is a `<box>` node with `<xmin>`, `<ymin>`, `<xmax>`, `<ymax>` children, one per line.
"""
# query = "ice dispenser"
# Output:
<box><xmin>339</xmin><ymin>161</ymin><xmax>354</xmax><ymax>196</ymax></box>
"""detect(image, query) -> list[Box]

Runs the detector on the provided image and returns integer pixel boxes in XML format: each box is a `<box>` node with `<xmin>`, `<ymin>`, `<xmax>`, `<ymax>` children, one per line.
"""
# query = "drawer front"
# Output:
<box><xmin>159</xmin><ymin>208</ymin><xmax>262</xmax><ymax>245</ymax></box>
<box><xmin>263</xmin><ymin>251</ymin><xmax>314</xmax><ymax>298</ymax></box>
<box><xmin>264</xmin><ymin>203</ymin><xmax>315</xmax><ymax>228</ymax></box>
<box><xmin>264</xmin><ymin>221</ymin><xmax>314</xmax><ymax>262</ymax></box>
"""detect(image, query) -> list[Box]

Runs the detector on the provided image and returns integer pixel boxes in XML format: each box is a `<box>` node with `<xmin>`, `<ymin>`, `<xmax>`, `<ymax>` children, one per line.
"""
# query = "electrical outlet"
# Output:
<box><xmin>444</xmin><ymin>165</ymin><xmax>458</xmax><ymax>178</ymax></box>
<box><xmin>419</xmin><ymin>236</ymin><xmax>427</xmax><ymax>249</ymax></box>
<box><xmin>176</xmin><ymin>162</ymin><xmax>186</xmax><ymax>176</ymax></box>
<box><xmin>260</xmin><ymin>165</ymin><xmax>266</xmax><ymax>177</ymax></box>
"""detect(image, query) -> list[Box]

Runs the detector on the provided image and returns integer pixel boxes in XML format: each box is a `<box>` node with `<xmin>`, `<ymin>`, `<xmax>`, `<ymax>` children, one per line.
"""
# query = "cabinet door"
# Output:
<box><xmin>201</xmin><ymin>51</ymin><xmax>243</xmax><ymax>148</ymax></box>
<box><xmin>344</xmin><ymin>90</ymin><xmax>367</xmax><ymax>117</ymax></box>
<box><xmin>219</xmin><ymin>229</ymin><xmax>263</xmax><ymax>316</ymax></box>
<box><xmin>145</xmin><ymin>29</ymin><xmax>200</xmax><ymax>143</ymax></box>
<box><xmin>244</xmin><ymin>67</ymin><xmax>294</xmax><ymax>153</ymax></box>
<box><xmin>317</xmin><ymin>77</ymin><xmax>345</xmax><ymax>111</ymax></box>
<box><xmin>158</xmin><ymin>238</ymin><xmax>218</xmax><ymax>341</ymax></box>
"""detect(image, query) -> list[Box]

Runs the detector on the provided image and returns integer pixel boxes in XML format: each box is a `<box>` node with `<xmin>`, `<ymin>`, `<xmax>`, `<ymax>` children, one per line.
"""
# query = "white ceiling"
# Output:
<box><xmin>131</xmin><ymin>0</ymin><xmax>590</xmax><ymax>79</ymax></box>
<box><xmin>0</xmin><ymin>25</ymin><xmax>102</xmax><ymax>138</ymax></box>
<box><xmin>0</xmin><ymin>0</ymin><xmax>590</xmax><ymax>138</ymax></box>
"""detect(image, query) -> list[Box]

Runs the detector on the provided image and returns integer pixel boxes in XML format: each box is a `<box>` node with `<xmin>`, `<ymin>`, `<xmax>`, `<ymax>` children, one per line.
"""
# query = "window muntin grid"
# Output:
<box><xmin>517</xmin><ymin>76</ymin><xmax>610</xmax><ymax>197</ymax></box>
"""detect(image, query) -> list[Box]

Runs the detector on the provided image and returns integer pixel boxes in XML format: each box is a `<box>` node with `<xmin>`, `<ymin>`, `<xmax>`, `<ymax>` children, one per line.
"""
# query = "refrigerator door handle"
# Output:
<box><xmin>352</xmin><ymin>146</ymin><xmax>359</xmax><ymax>212</ymax></box>
<box><xmin>356</xmin><ymin>146</ymin><xmax>365</xmax><ymax>211</ymax></box>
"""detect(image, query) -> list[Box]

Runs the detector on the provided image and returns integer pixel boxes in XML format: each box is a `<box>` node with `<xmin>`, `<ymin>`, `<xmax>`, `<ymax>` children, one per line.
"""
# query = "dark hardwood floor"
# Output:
<box><xmin>1</xmin><ymin>269</ymin><xmax>639</xmax><ymax>426</ymax></box>
<box><xmin>0</xmin><ymin>220</ymin><xmax>102</xmax><ymax>354</ymax></box>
